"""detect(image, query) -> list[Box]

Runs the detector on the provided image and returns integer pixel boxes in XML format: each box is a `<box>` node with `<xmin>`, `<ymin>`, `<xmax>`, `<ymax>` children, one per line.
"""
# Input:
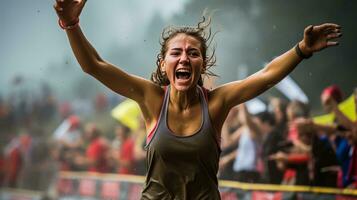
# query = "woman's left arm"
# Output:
<box><xmin>213</xmin><ymin>23</ymin><xmax>341</xmax><ymax>111</ymax></box>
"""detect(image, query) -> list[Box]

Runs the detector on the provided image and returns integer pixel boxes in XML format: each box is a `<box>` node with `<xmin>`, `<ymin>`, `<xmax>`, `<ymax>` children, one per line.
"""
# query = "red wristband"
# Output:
<box><xmin>58</xmin><ymin>18</ymin><xmax>79</xmax><ymax>30</ymax></box>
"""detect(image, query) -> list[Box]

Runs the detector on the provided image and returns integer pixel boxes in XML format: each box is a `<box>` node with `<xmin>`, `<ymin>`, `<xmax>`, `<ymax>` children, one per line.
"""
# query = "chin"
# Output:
<box><xmin>174</xmin><ymin>85</ymin><xmax>190</xmax><ymax>92</ymax></box>
<box><xmin>172</xmin><ymin>83</ymin><xmax>195</xmax><ymax>92</ymax></box>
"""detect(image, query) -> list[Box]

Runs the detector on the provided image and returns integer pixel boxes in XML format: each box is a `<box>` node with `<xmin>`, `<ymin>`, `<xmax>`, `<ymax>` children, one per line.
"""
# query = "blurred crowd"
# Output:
<box><xmin>219</xmin><ymin>85</ymin><xmax>357</xmax><ymax>189</ymax></box>
<box><xmin>0</xmin><ymin>83</ymin><xmax>356</xmax><ymax>192</ymax></box>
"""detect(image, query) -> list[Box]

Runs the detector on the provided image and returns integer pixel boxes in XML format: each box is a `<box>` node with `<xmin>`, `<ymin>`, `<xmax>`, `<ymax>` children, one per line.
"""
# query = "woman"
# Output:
<box><xmin>54</xmin><ymin>0</ymin><xmax>342</xmax><ymax>198</ymax></box>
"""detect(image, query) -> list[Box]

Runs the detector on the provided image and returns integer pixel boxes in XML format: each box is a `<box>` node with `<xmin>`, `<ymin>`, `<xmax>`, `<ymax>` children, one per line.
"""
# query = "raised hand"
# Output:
<box><xmin>299</xmin><ymin>23</ymin><xmax>342</xmax><ymax>56</ymax></box>
<box><xmin>53</xmin><ymin>0</ymin><xmax>87</xmax><ymax>26</ymax></box>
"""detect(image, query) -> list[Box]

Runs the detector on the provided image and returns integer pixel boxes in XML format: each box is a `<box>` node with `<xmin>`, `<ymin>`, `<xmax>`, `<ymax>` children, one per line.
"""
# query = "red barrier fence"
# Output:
<box><xmin>1</xmin><ymin>171</ymin><xmax>356</xmax><ymax>200</ymax></box>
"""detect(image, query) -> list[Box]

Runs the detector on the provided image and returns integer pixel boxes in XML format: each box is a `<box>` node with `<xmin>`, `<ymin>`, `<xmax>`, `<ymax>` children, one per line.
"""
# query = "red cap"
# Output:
<box><xmin>68</xmin><ymin>115</ymin><xmax>80</xmax><ymax>129</ymax></box>
<box><xmin>321</xmin><ymin>85</ymin><xmax>343</xmax><ymax>103</ymax></box>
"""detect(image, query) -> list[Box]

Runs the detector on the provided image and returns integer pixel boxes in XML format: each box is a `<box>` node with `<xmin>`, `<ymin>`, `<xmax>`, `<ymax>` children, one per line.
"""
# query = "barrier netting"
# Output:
<box><xmin>1</xmin><ymin>171</ymin><xmax>357</xmax><ymax>200</ymax></box>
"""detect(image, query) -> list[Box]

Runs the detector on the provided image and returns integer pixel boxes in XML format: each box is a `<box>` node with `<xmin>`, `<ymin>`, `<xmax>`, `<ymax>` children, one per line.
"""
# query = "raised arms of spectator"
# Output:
<box><xmin>221</xmin><ymin>125</ymin><xmax>243</xmax><ymax>150</ymax></box>
<box><xmin>238</xmin><ymin>103</ymin><xmax>261</xmax><ymax>139</ymax></box>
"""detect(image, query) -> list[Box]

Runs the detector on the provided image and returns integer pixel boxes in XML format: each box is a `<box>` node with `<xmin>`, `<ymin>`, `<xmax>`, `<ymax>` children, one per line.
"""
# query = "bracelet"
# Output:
<box><xmin>295</xmin><ymin>43</ymin><xmax>312</xmax><ymax>59</ymax></box>
<box><xmin>58</xmin><ymin>18</ymin><xmax>79</xmax><ymax>30</ymax></box>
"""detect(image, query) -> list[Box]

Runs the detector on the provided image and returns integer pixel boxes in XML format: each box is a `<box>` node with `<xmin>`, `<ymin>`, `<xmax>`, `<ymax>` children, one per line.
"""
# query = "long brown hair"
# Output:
<box><xmin>151</xmin><ymin>15</ymin><xmax>218</xmax><ymax>86</ymax></box>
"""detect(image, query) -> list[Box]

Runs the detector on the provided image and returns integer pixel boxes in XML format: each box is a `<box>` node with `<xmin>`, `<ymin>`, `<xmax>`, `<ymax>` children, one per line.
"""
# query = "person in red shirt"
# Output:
<box><xmin>3</xmin><ymin>134</ymin><xmax>32</xmax><ymax>188</ymax></box>
<box><xmin>76</xmin><ymin>123</ymin><xmax>110</xmax><ymax>173</ymax></box>
<box><xmin>115</xmin><ymin>125</ymin><xmax>135</xmax><ymax>174</ymax></box>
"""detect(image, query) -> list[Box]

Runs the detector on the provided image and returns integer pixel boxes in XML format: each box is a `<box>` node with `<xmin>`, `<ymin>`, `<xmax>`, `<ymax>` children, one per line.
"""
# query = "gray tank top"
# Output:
<box><xmin>141</xmin><ymin>86</ymin><xmax>221</xmax><ymax>200</ymax></box>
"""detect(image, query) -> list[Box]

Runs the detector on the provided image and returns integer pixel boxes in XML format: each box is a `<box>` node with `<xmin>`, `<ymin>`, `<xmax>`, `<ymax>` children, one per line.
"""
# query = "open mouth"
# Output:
<box><xmin>175</xmin><ymin>69</ymin><xmax>192</xmax><ymax>80</ymax></box>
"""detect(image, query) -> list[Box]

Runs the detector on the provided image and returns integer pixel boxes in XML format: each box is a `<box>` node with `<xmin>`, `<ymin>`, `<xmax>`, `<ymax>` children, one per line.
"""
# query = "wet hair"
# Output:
<box><xmin>151</xmin><ymin>15</ymin><xmax>217</xmax><ymax>87</ymax></box>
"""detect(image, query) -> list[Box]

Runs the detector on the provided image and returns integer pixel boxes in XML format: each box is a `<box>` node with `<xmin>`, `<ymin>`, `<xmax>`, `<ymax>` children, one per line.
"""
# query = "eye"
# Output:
<box><xmin>170</xmin><ymin>51</ymin><xmax>180</xmax><ymax>56</ymax></box>
<box><xmin>188</xmin><ymin>51</ymin><xmax>200</xmax><ymax>57</ymax></box>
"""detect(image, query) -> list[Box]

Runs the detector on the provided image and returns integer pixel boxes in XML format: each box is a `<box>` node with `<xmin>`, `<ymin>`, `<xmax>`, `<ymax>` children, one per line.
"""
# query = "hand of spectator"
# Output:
<box><xmin>270</xmin><ymin>152</ymin><xmax>288</xmax><ymax>170</ymax></box>
<box><xmin>269</xmin><ymin>151</ymin><xmax>288</xmax><ymax>161</ymax></box>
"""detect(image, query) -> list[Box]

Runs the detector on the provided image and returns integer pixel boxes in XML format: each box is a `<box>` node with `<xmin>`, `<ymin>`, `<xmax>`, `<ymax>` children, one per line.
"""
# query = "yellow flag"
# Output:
<box><xmin>338</xmin><ymin>94</ymin><xmax>356</xmax><ymax>121</ymax></box>
<box><xmin>313</xmin><ymin>114</ymin><xmax>335</xmax><ymax>125</ymax></box>
<box><xmin>313</xmin><ymin>94</ymin><xmax>356</xmax><ymax>125</ymax></box>
<box><xmin>111</xmin><ymin>99</ymin><xmax>141</xmax><ymax>131</ymax></box>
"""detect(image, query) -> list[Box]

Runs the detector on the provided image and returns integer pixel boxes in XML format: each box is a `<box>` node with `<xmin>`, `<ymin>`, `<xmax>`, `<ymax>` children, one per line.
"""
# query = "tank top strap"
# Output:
<box><xmin>161</xmin><ymin>85</ymin><xmax>171</xmax><ymax>126</ymax></box>
<box><xmin>197</xmin><ymin>86</ymin><xmax>210</xmax><ymax>127</ymax></box>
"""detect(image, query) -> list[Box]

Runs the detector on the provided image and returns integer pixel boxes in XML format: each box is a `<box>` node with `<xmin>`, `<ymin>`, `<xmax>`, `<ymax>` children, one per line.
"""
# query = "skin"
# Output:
<box><xmin>54</xmin><ymin>0</ymin><xmax>342</xmax><ymax>138</ymax></box>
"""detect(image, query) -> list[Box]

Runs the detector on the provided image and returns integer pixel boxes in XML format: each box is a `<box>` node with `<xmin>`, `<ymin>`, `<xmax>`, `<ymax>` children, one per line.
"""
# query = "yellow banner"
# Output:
<box><xmin>313</xmin><ymin>94</ymin><xmax>356</xmax><ymax>125</ymax></box>
<box><xmin>111</xmin><ymin>99</ymin><xmax>141</xmax><ymax>131</ymax></box>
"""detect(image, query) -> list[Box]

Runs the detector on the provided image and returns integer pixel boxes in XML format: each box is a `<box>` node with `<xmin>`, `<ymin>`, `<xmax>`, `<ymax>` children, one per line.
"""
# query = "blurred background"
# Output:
<box><xmin>1</xmin><ymin>0</ymin><xmax>356</xmax><ymax>108</ymax></box>
<box><xmin>0</xmin><ymin>0</ymin><xmax>356</xmax><ymax>199</ymax></box>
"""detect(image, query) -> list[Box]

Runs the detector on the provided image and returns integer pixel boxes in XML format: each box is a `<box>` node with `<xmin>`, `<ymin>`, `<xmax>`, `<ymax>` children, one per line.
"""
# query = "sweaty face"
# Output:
<box><xmin>162</xmin><ymin>34</ymin><xmax>204</xmax><ymax>91</ymax></box>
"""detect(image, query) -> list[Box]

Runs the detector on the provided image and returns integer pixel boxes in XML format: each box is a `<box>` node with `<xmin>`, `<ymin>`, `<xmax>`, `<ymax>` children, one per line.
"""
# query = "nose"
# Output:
<box><xmin>179</xmin><ymin>52</ymin><xmax>190</xmax><ymax>65</ymax></box>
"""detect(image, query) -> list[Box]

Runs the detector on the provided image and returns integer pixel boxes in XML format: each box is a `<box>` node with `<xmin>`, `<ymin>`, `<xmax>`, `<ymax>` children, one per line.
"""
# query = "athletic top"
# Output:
<box><xmin>141</xmin><ymin>86</ymin><xmax>221</xmax><ymax>200</ymax></box>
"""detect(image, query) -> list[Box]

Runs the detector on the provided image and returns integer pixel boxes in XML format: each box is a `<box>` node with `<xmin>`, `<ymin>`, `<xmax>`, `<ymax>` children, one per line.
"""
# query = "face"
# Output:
<box><xmin>162</xmin><ymin>33</ymin><xmax>204</xmax><ymax>91</ymax></box>
<box><xmin>320</xmin><ymin>93</ymin><xmax>333</xmax><ymax>112</ymax></box>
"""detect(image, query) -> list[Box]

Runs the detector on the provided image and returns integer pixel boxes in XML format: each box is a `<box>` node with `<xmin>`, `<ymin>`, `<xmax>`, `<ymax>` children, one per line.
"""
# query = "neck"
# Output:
<box><xmin>169</xmin><ymin>86</ymin><xmax>199</xmax><ymax>111</ymax></box>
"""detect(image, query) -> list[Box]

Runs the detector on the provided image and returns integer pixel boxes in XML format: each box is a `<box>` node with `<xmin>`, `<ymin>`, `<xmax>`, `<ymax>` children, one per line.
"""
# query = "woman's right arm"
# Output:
<box><xmin>54</xmin><ymin>0</ymin><xmax>161</xmax><ymax>102</ymax></box>
<box><xmin>65</xmin><ymin>26</ymin><xmax>157</xmax><ymax>101</ymax></box>
<box><xmin>54</xmin><ymin>0</ymin><xmax>163</xmax><ymax>132</ymax></box>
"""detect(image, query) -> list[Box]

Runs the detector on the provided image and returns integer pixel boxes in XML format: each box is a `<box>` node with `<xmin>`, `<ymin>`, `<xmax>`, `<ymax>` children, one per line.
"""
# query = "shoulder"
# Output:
<box><xmin>203</xmin><ymin>87</ymin><xmax>235</xmax><ymax>135</ymax></box>
<box><xmin>139</xmin><ymin>85</ymin><xmax>166</xmax><ymax>134</ymax></box>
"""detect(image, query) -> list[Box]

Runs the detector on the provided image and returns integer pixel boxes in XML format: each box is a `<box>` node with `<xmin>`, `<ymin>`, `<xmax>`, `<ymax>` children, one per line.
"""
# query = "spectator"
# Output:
<box><xmin>53</xmin><ymin>115</ymin><xmax>82</xmax><ymax>149</ymax></box>
<box><xmin>258</xmin><ymin>111</ymin><xmax>285</xmax><ymax>184</ymax></box>
<box><xmin>3</xmin><ymin>134</ymin><xmax>32</xmax><ymax>187</ymax></box>
<box><xmin>115</xmin><ymin>124</ymin><xmax>135</xmax><ymax>174</ymax></box>
<box><xmin>319</xmin><ymin>85</ymin><xmax>353</xmax><ymax>187</ymax></box>
<box><xmin>75</xmin><ymin>123</ymin><xmax>110</xmax><ymax>173</ymax></box>
<box><xmin>231</xmin><ymin>104</ymin><xmax>262</xmax><ymax>183</ymax></box>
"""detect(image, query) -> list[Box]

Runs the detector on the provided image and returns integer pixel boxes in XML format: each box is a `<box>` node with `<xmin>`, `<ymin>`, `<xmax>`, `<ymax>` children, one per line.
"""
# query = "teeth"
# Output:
<box><xmin>176</xmin><ymin>68</ymin><xmax>190</xmax><ymax>73</ymax></box>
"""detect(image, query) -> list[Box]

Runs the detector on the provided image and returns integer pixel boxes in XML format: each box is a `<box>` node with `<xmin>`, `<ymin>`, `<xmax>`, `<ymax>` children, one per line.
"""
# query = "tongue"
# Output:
<box><xmin>177</xmin><ymin>74</ymin><xmax>189</xmax><ymax>79</ymax></box>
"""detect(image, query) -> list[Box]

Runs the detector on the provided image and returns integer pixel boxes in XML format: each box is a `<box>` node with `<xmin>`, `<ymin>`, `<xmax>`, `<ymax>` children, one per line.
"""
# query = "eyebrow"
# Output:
<box><xmin>170</xmin><ymin>47</ymin><xmax>200</xmax><ymax>51</ymax></box>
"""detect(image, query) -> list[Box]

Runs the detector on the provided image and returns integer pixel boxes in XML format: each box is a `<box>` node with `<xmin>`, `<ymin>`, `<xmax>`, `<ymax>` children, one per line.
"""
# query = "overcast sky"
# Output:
<box><xmin>0</xmin><ymin>0</ymin><xmax>190</xmax><ymax>94</ymax></box>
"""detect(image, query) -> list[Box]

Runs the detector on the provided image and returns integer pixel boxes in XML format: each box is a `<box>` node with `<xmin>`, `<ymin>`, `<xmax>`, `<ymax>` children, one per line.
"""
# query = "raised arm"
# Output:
<box><xmin>238</xmin><ymin>104</ymin><xmax>261</xmax><ymax>139</ymax></box>
<box><xmin>54</xmin><ymin>0</ymin><xmax>163</xmax><ymax>130</ymax></box>
<box><xmin>325</xmin><ymin>96</ymin><xmax>356</xmax><ymax>131</ymax></box>
<box><xmin>53</xmin><ymin>0</ymin><xmax>161</xmax><ymax>103</ymax></box>
<box><xmin>212</xmin><ymin>23</ymin><xmax>342</xmax><ymax>111</ymax></box>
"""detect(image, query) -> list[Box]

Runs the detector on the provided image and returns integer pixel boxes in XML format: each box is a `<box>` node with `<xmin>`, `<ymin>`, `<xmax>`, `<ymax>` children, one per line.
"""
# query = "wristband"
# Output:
<box><xmin>295</xmin><ymin>43</ymin><xmax>312</xmax><ymax>59</ymax></box>
<box><xmin>58</xmin><ymin>18</ymin><xmax>79</xmax><ymax>30</ymax></box>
